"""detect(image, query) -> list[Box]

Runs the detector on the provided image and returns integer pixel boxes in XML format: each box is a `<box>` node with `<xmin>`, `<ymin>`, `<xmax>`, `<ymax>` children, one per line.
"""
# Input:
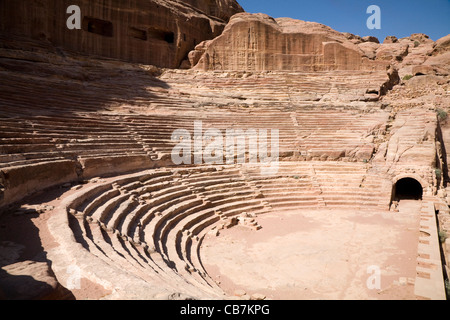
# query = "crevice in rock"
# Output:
<box><xmin>380</xmin><ymin>66</ymin><xmax>401</xmax><ymax>97</ymax></box>
<box><xmin>435</xmin><ymin>119</ymin><xmax>448</xmax><ymax>187</ymax></box>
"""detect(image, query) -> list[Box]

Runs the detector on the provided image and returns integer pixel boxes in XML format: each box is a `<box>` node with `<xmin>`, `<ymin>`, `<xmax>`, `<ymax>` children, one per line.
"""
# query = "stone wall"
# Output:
<box><xmin>0</xmin><ymin>0</ymin><xmax>243</xmax><ymax>68</ymax></box>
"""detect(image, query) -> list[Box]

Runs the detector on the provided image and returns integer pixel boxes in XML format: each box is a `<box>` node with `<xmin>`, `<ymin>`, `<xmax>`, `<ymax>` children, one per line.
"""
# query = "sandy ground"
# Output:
<box><xmin>201</xmin><ymin>200</ymin><xmax>422</xmax><ymax>300</ymax></box>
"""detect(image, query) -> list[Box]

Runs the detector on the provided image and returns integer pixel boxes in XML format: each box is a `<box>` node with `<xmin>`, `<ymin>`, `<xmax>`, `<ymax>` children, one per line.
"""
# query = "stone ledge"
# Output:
<box><xmin>414</xmin><ymin>200</ymin><xmax>446</xmax><ymax>300</ymax></box>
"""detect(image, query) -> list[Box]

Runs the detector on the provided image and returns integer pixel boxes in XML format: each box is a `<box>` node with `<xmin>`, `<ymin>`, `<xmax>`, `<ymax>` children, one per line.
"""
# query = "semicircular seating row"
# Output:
<box><xmin>63</xmin><ymin>166</ymin><xmax>271</xmax><ymax>298</ymax></box>
<box><xmin>0</xmin><ymin>108</ymin><xmax>388</xmax><ymax>169</ymax></box>
<box><xmin>54</xmin><ymin>162</ymin><xmax>390</xmax><ymax>298</ymax></box>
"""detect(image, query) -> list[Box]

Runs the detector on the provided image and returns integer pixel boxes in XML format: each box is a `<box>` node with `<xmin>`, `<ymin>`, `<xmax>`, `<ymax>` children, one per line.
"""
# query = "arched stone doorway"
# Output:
<box><xmin>392</xmin><ymin>177</ymin><xmax>423</xmax><ymax>200</ymax></box>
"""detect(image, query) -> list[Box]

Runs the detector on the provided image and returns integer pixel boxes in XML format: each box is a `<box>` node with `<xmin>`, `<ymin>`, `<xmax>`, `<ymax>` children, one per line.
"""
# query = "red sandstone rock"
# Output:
<box><xmin>409</xmin><ymin>33</ymin><xmax>434</xmax><ymax>45</ymax></box>
<box><xmin>342</xmin><ymin>32</ymin><xmax>363</xmax><ymax>44</ymax></box>
<box><xmin>358</xmin><ymin>42</ymin><xmax>380</xmax><ymax>60</ymax></box>
<box><xmin>432</xmin><ymin>34</ymin><xmax>450</xmax><ymax>56</ymax></box>
<box><xmin>191</xmin><ymin>13</ymin><xmax>387</xmax><ymax>71</ymax></box>
<box><xmin>383</xmin><ymin>36</ymin><xmax>399</xmax><ymax>44</ymax></box>
<box><xmin>0</xmin><ymin>259</ymin><xmax>73</xmax><ymax>300</ymax></box>
<box><xmin>423</xmin><ymin>52</ymin><xmax>450</xmax><ymax>75</ymax></box>
<box><xmin>376</xmin><ymin>43</ymin><xmax>409</xmax><ymax>62</ymax></box>
<box><xmin>412</xmin><ymin>65</ymin><xmax>436</xmax><ymax>76</ymax></box>
<box><xmin>362</xmin><ymin>36</ymin><xmax>380</xmax><ymax>44</ymax></box>
<box><xmin>0</xmin><ymin>0</ymin><xmax>243</xmax><ymax>68</ymax></box>
<box><xmin>0</xmin><ymin>161</ymin><xmax>78</xmax><ymax>209</ymax></box>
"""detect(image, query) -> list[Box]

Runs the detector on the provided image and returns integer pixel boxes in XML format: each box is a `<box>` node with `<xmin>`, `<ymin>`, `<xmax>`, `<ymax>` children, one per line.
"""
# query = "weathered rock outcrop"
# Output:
<box><xmin>383</xmin><ymin>36</ymin><xmax>399</xmax><ymax>44</ymax></box>
<box><xmin>0</xmin><ymin>0</ymin><xmax>243</xmax><ymax>68</ymax></box>
<box><xmin>354</xmin><ymin>32</ymin><xmax>450</xmax><ymax>80</ymax></box>
<box><xmin>0</xmin><ymin>257</ymin><xmax>74</xmax><ymax>300</ymax></box>
<box><xmin>380</xmin><ymin>33</ymin><xmax>450</xmax><ymax>117</ymax></box>
<box><xmin>375</xmin><ymin>43</ymin><xmax>409</xmax><ymax>62</ymax></box>
<box><xmin>182</xmin><ymin>0</ymin><xmax>244</xmax><ymax>21</ymax></box>
<box><xmin>432</xmin><ymin>34</ymin><xmax>450</xmax><ymax>56</ymax></box>
<box><xmin>190</xmin><ymin>13</ymin><xmax>388</xmax><ymax>71</ymax></box>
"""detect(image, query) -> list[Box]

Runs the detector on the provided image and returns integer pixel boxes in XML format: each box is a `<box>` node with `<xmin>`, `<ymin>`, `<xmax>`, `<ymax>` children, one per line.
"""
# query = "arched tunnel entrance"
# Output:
<box><xmin>392</xmin><ymin>178</ymin><xmax>423</xmax><ymax>200</ymax></box>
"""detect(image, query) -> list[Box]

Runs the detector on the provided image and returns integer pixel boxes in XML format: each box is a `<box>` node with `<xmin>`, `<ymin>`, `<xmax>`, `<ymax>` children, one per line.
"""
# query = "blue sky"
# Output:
<box><xmin>237</xmin><ymin>0</ymin><xmax>450</xmax><ymax>41</ymax></box>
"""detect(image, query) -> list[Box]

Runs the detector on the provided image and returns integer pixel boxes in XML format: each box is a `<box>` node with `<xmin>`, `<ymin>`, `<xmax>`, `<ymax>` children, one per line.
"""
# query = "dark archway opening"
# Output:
<box><xmin>83</xmin><ymin>17</ymin><xmax>114</xmax><ymax>37</ymax></box>
<box><xmin>148</xmin><ymin>28</ymin><xmax>175</xmax><ymax>44</ymax></box>
<box><xmin>393</xmin><ymin>178</ymin><xmax>423</xmax><ymax>200</ymax></box>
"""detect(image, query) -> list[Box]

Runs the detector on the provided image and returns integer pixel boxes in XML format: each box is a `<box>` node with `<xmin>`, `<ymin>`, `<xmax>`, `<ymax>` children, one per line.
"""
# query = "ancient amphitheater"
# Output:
<box><xmin>0</xmin><ymin>0</ymin><xmax>449</xmax><ymax>300</ymax></box>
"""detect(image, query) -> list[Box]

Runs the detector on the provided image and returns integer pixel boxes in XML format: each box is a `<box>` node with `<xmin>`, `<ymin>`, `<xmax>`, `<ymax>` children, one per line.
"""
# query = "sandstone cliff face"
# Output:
<box><xmin>182</xmin><ymin>0</ymin><xmax>244</xmax><ymax>21</ymax></box>
<box><xmin>432</xmin><ymin>34</ymin><xmax>450</xmax><ymax>55</ymax></box>
<box><xmin>190</xmin><ymin>13</ymin><xmax>388</xmax><ymax>71</ymax></box>
<box><xmin>0</xmin><ymin>0</ymin><xmax>243</xmax><ymax>68</ymax></box>
<box><xmin>353</xmin><ymin>32</ymin><xmax>450</xmax><ymax>79</ymax></box>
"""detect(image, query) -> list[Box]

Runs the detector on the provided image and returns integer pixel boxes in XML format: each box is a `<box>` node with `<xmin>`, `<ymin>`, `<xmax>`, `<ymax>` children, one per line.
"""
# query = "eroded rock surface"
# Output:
<box><xmin>0</xmin><ymin>0</ymin><xmax>243</xmax><ymax>68</ymax></box>
<box><xmin>190</xmin><ymin>13</ymin><xmax>388</xmax><ymax>71</ymax></box>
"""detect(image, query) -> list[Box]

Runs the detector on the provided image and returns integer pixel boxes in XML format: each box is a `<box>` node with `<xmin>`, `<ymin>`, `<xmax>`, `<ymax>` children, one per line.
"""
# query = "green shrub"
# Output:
<box><xmin>439</xmin><ymin>230</ymin><xmax>447</xmax><ymax>243</ymax></box>
<box><xmin>435</xmin><ymin>168</ymin><xmax>442</xmax><ymax>179</ymax></box>
<box><xmin>402</xmin><ymin>74</ymin><xmax>413</xmax><ymax>81</ymax></box>
<box><xmin>446</xmin><ymin>279</ymin><xmax>450</xmax><ymax>297</ymax></box>
<box><xmin>414</xmin><ymin>41</ymin><xmax>420</xmax><ymax>48</ymax></box>
<box><xmin>437</xmin><ymin>109</ymin><xmax>448</xmax><ymax>121</ymax></box>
